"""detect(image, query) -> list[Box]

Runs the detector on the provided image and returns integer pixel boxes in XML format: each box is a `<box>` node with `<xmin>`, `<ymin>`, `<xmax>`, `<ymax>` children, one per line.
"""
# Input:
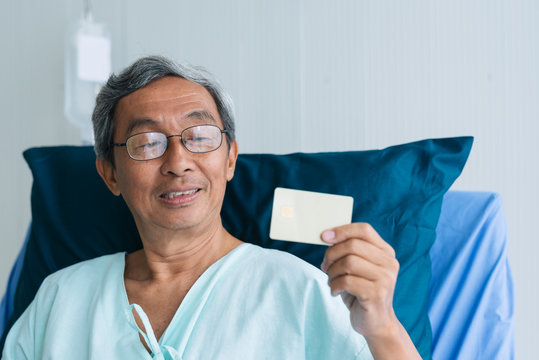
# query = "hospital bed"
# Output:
<box><xmin>0</xmin><ymin>137</ymin><xmax>515</xmax><ymax>359</ymax></box>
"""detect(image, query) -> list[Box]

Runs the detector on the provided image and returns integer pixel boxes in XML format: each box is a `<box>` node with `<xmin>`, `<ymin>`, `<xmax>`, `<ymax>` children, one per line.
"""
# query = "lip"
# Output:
<box><xmin>158</xmin><ymin>187</ymin><xmax>202</xmax><ymax>207</ymax></box>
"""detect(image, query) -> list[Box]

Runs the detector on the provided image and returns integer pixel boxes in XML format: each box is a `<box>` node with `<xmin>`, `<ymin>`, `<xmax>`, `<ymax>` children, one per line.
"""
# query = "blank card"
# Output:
<box><xmin>269</xmin><ymin>187</ymin><xmax>354</xmax><ymax>246</ymax></box>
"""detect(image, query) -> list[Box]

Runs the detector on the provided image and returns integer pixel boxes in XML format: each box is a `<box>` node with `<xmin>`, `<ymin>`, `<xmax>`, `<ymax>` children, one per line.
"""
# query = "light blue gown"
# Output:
<box><xmin>2</xmin><ymin>243</ymin><xmax>372</xmax><ymax>359</ymax></box>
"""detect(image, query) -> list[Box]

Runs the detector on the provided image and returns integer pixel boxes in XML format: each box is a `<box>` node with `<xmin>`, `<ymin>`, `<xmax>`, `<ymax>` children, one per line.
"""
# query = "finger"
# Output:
<box><xmin>340</xmin><ymin>291</ymin><xmax>357</xmax><ymax>310</ymax></box>
<box><xmin>329</xmin><ymin>273</ymin><xmax>396</xmax><ymax>304</ymax></box>
<box><xmin>321</xmin><ymin>223</ymin><xmax>395</xmax><ymax>257</ymax></box>
<box><xmin>328</xmin><ymin>274</ymin><xmax>375</xmax><ymax>298</ymax></box>
<box><xmin>325</xmin><ymin>252</ymin><xmax>399</xmax><ymax>296</ymax></box>
<box><xmin>326</xmin><ymin>254</ymin><xmax>381</xmax><ymax>282</ymax></box>
<box><xmin>321</xmin><ymin>238</ymin><xmax>392</xmax><ymax>272</ymax></box>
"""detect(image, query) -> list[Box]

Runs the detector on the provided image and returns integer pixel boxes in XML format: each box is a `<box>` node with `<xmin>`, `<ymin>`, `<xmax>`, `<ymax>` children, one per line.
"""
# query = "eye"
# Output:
<box><xmin>184</xmin><ymin>133</ymin><xmax>213</xmax><ymax>144</ymax></box>
<box><xmin>127</xmin><ymin>132</ymin><xmax>166</xmax><ymax>157</ymax></box>
<box><xmin>190</xmin><ymin>136</ymin><xmax>211</xmax><ymax>142</ymax></box>
<box><xmin>137</xmin><ymin>140</ymin><xmax>162</xmax><ymax>150</ymax></box>
<box><xmin>180</xmin><ymin>126</ymin><xmax>223</xmax><ymax>152</ymax></box>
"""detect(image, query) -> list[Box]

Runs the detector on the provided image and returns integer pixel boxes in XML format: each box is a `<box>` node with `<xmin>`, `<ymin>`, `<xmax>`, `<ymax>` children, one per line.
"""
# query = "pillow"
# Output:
<box><xmin>7</xmin><ymin>137</ymin><xmax>472</xmax><ymax>359</ymax></box>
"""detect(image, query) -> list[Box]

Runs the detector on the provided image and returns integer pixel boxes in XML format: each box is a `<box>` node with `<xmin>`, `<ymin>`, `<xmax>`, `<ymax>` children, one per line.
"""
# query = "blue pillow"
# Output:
<box><xmin>5</xmin><ymin>137</ymin><xmax>472</xmax><ymax>359</ymax></box>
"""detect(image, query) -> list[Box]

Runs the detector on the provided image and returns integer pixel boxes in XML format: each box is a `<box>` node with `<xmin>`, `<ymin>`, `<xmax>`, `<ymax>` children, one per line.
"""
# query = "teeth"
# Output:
<box><xmin>165</xmin><ymin>189</ymin><xmax>198</xmax><ymax>199</ymax></box>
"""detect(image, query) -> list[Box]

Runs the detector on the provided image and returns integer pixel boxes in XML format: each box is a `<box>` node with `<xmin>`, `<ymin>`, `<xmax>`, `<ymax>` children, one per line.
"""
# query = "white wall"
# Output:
<box><xmin>2</xmin><ymin>1</ymin><xmax>537</xmax><ymax>358</ymax></box>
<box><xmin>1</xmin><ymin>0</ymin><xmax>83</xmax><ymax>300</ymax></box>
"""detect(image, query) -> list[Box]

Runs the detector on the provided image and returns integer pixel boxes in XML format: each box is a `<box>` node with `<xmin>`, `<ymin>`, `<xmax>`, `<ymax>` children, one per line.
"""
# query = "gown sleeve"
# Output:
<box><xmin>2</xmin><ymin>276</ymin><xmax>59</xmax><ymax>360</ymax></box>
<box><xmin>302</xmin><ymin>272</ymin><xmax>374</xmax><ymax>360</ymax></box>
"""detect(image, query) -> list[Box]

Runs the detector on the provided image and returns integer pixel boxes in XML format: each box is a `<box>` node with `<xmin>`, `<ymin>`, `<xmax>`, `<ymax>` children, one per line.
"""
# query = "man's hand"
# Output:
<box><xmin>321</xmin><ymin>223</ymin><xmax>421</xmax><ymax>359</ymax></box>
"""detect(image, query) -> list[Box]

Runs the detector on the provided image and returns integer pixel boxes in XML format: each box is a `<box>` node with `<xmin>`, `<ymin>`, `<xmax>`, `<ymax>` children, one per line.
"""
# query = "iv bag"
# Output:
<box><xmin>64</xmin><ymin>16</ymin><xmax>111</xmax><ymax>144</ymax></box>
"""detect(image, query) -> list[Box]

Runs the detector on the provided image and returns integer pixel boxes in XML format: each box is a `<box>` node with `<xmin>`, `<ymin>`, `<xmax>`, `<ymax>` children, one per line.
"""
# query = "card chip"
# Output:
<box><xmin>281</xmin><ymin>205</ymin><xmax>294</xmax><ymax>218</ymax></box>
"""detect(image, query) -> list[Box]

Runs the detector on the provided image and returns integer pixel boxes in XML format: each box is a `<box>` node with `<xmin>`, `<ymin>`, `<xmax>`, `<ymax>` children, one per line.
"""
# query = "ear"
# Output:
<box><xmin>96</xmin><ymin>158</ymin><xmax>121</xmax><ymax>196</ymax></box>
<box><xmin>226</xmin><ymin>140</ymin><xmax>239</xmax><ymax>182</ymax></box>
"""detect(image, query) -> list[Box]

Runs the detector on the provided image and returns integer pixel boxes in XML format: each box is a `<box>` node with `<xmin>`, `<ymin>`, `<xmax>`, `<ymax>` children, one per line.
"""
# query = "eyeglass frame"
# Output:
<box><xmin>113</xmin><ymin>124</ymin><xmax>229</xmax><ymax>161</ymax></box>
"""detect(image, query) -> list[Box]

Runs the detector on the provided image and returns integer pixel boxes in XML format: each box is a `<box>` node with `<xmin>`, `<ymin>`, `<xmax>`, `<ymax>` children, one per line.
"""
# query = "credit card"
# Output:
<box><xmin>269</xmin><ymin>187</ymin><xmax>354</xmax><ymax>246</ymax></box>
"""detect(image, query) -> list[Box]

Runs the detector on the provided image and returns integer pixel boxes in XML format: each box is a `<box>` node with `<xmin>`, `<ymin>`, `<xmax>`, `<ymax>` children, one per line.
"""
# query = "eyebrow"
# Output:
<box><xmin>124</xmin><ymin>118</ymin><xmax>159</xmax><ymax>138</ymax></box>
<box><xmin>123</xmin><ymin>110</ymin><xmax>218</xmax><ymax>138</ymax></box>
<box><xmin>185</xmin><ymin>110</ymin><xmax>217</xmax><ymax>124</ymax></box>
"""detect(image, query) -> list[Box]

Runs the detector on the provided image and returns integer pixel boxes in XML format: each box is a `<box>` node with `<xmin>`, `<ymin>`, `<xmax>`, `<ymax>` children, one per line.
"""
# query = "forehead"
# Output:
<box><xmin>114</xmin><ymin>76</ymin><xmax>221</xmax><ymax>133</ymax></box>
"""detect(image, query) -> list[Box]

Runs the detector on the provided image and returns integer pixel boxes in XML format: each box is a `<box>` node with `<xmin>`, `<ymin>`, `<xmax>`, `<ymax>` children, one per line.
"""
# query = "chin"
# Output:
<box><xmin>159</xmin><ymin>213</ymin><xmax>213</xmax><ymax>232</ymax></box>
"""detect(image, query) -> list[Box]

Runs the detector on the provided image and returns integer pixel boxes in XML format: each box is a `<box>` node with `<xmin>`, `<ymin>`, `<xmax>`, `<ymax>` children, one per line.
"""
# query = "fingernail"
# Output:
<box><xmin>321</xmin><ymin>258</ymin><xmax>327</xmax><ymax>272</ymax></box>
<box><xmin>322</xmin><ymin>230</ymin><xmax>335</xmax><ymax>243</ymax></box>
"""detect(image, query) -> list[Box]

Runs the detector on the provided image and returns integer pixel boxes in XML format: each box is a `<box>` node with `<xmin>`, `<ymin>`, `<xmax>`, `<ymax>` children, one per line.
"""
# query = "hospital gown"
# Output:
<box><xmin>2</xmin><ymin>243</ymin><xmax>373</xmax><ymax>359</ymax></box>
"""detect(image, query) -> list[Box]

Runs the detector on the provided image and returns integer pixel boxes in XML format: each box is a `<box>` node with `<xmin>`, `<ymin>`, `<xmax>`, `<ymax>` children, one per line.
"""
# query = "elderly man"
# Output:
<box><xmin>2</xmin><ymin>56</ymin><xmax>420</xmax><ymax>359</ymax></box>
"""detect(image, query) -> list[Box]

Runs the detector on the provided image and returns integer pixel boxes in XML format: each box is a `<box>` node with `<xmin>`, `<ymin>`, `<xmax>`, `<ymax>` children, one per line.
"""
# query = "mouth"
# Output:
<box><xmin>158</xmin><ymin>188</ymin><xmax>201</xmax><ymax>206</ymax></box>
<box><xmin>159</xmin><ymin>189</ymin><xmax>200</xmax><ymax>199</ymax></box>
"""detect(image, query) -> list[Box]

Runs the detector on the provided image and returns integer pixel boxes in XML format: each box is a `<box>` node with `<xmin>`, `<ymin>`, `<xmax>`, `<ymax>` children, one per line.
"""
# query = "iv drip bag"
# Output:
<box><xmin>64</xmin><ymin>15</ymin><xmax>111</xmax><ymax>144</ymax></box>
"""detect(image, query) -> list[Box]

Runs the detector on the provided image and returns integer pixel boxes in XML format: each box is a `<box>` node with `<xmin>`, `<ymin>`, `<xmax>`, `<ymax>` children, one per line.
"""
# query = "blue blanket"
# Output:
<box><xmin>429</xmin><ymin>191</ymin><xmax>515</xmax><ymax>359</ymax></box>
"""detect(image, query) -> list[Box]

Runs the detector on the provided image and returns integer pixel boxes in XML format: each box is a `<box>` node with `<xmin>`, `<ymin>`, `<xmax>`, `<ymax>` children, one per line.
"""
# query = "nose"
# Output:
<box><xmin>159</xmin><ymin>136</ymin><xmax>193</xmax><ymax>177</ymax></box>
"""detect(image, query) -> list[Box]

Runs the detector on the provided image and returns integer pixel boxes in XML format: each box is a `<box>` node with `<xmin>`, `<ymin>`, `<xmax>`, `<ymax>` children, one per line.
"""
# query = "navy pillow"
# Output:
<box><xmin>7</xmin><ymin>137</ymin><xmax>472</xmax><ymax>359</ymax></box>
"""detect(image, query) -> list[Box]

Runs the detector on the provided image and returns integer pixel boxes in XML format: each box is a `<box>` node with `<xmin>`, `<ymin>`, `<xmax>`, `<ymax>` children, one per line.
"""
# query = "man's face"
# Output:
<box><xmin>97</xmin><ymin>76</ymin><xmax>238</xmax><ymax>235</ymax></box>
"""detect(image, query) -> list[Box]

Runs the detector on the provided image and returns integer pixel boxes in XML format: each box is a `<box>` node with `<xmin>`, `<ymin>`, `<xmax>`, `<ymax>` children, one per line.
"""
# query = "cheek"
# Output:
<box><xmin>115</xmin><ymin>163</ymin><xmax>154</xmax><ymax>198</ymax></box>
<box><xmin>203</xmin><ymin>156</ymin><xmax>231</xmax><ymax>190</ymax></box>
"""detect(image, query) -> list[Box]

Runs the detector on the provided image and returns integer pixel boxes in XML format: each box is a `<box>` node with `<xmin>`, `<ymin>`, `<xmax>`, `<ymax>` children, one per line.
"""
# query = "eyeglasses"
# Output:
<box><xmin>113</xmin><ymin>124</ymin><xmax>228</xmax><ymax>161</ymax></box>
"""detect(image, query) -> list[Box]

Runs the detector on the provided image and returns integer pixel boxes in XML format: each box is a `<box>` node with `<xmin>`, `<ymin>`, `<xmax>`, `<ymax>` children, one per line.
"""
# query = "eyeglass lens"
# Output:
<box><xmin>126</xmin><ymin>125</ymin><xmax>223</xmax><ymax>160</ymax></box>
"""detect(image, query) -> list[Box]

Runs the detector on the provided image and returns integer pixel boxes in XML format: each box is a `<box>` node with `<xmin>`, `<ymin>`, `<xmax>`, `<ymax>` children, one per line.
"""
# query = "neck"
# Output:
<box><xmin>126</xmin><ymin>217</ymin><xmax>242</xmax><ymax>283</ymax></box>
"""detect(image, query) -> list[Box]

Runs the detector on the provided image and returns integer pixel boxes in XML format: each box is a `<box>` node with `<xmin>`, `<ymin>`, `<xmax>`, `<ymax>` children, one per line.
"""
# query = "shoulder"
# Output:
<box><xmin>2</xmin><ymin>253</ymin><xmax>126</xmax><ymax>359</ymax></box>
<box><xmin>37</xmin><ymin>253</ymin><xmax>125</xmax><ymax>300</ymax></box>
<box><xmin>45</xmin><ymin>253</ymin><xmax>124</xmax><ymax>283</ymax></box>
<box><xmin>231</xmin><ymin>243</ymin><xmax>331</xmax><ymax>302</ymax></box>
<box><xmin>21</xmin><ymin>253</ymin><xmax>124</xmax><ymax>328</ymax></box>
<box><xmin>237</xmin><ymin>243</ymin><xmax>325</xmax><ymax>278</ymax></box>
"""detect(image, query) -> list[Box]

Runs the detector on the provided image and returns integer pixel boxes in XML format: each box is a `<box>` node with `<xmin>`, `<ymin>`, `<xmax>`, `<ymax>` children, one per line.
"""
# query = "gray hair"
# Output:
<box><xmin>92</xmin><ymin>55</ymin><xmax>236</xmax><ymax>165</ymax></box>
